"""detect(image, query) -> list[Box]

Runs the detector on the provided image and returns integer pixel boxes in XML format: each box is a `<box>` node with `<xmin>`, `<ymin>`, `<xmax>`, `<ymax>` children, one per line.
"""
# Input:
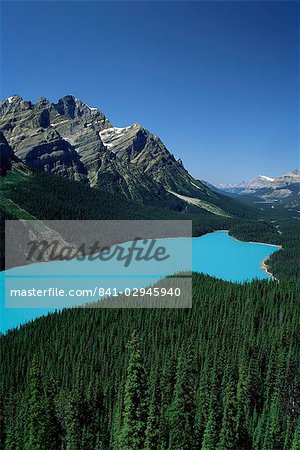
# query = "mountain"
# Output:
<box><xmin>216</xmin><ymin>170</ymin><xmax>300</xmax><ymax>212</ymax></box>
<box><xmin>0</xmin><ymin>94</ymin><xmax>220</xmax><ymax>213</ymax></box>
<box><xmin>217</xmin><ymin>175</ymin><xmax>276</xmax><ymax>194</ymax></box>
<box><xmin>0</xmin><ymin>94</ymin><xmax>259</xmax><ymax>217</ymax></box>
<box><xmin>268</xmin><ymin>170</ymin><xmax>300</xmax><ymax>188</ymax></box>
<box><xmin>217</xmin><ymin>171</ymin><xmax>299</xmax><ymax>194</ymax></box>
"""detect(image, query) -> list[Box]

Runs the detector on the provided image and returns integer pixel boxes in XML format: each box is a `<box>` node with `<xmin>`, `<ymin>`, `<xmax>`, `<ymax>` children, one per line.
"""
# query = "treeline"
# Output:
<box><xmin>1</xmin><ymin>274</ymin><xmax>300</xmax><ymax>449</ymax></box>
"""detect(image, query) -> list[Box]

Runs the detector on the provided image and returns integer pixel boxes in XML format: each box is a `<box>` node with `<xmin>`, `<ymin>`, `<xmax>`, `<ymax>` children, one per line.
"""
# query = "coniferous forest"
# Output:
<box><xmin>1</xmin><ymin>275</ymin><xmax>300</xmax><ymax>449</ymax></box>
<box><xmin>1</xmin><ymin>169</ymin><xmax>300</xmax><ymax>449</ymax></box>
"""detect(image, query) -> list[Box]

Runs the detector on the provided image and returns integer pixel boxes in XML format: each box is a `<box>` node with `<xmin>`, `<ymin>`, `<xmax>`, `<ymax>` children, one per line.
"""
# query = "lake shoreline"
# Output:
<box><xmin>260</xmin><ymin>257</ymin><xmax>276</xmax><ymax>280</ymax></box>
<box><xmin>218</xmin><ymin>229</ymin><xmax>281</xmax><ymax>279</ymax></box>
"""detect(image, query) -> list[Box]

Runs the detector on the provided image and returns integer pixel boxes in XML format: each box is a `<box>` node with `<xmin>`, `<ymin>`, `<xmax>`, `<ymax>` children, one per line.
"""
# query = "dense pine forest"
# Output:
<box><xmin>1</xmin><ymin>275</ymin><xmax>300</xmax><ymax>449</ymax></box>
<box><xmin>1</xmin><ymin>167</ymin><xmax>300</xmax><ymax>449</ymax></box>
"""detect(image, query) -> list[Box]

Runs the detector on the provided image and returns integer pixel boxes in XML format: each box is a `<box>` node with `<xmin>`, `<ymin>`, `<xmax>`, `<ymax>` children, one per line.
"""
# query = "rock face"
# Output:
<box><xmin>0</xmin><ymin>131</ymin><xmax>20</xmax><ymax>175</ymax></box>
<box><xmin>0</xmin><ymin>94</ymin><xmax>214</xmax><ymax>210</ymax></box>
<box><xmin>270</xmin><ymin>170</ymin><xmax>300</xmax><ymax>188</ymax></box>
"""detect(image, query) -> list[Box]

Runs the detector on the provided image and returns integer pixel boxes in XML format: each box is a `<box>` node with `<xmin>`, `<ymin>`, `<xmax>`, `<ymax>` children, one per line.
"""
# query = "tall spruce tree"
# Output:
<box><xmin>144</xmin><ymin>367</ymin><xmax>162</xmax><ymax>450</ymax></box>
<box><xmin>65</xmin><ymin>371</ymin><xmax>86</xmax><ymax>450</ymax></box>
<box><xmin>44</xmin><ymin>379</ymin><xmax>61</xmax><ymax>449</ymax></box>
<box><xmin>0</xmin><ymin>393</ymin><xmax>6</xmax><ymax>449</ymax></box>
<box><xmin>25</xmin><ymin>357</ymin><xmax>47</xmax><ymax>450</ymax></box>
<box><xmin>169</xmin><ymin>342</ymin><xmax>196</xmax><ymax>450</ymax></box>
<box><xmin>236</xmin><ymin>361</ymin><xmax>251</xmax><ymax>449</ymax></box>
<box><xmin>118</xmin><ymin>330</ymin><xmax>147</xmax><ymax>450</ymax></box>
<box><xmin>262</xmin><ymin>394</ymin><xmax>282</xmax><ymax>450</ymax></box>
<box><xmin>217</xmin><ymin>372</ymin><xmax>238</xmax><ymax>450</ymax></box>
<box><xmin>201</xmin><ymin>407</ymin><xmax>218</xmax><ymax>450</ymax></box>
<box><xmin>199</xmin><ymin>363</ymin><xmax>220</xmax><ymax>450</ymax></box>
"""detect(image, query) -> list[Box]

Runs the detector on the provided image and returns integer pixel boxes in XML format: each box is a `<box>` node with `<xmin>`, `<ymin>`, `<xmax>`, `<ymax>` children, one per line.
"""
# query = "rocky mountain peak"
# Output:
<box><xmin>285</xmin><ymin>169</ymin><xmax>300</xmax><ymax>177</ymax></box>
<box><xmin>52</xmin><ymin>95</ymin><xmax>110</xmax><ymax>125</ymax></box>
<box><xmin>54</xmin><ymin>95</ymin><xmax>78</xmax><ymax>118</ymax></box>
<box><xmin>6</xmin><ymin>94</ymin><xmax>22</xmax><ymax>104</ymax></box>
<box><xmin>0</xmin><ymin>95</ymin><xmax>33</xmax><ymax>116</ymax></box>
<box><xmin>35</xmin><ymin>96</ymin><xmax>52</xmax><ymax>108</ymax></box>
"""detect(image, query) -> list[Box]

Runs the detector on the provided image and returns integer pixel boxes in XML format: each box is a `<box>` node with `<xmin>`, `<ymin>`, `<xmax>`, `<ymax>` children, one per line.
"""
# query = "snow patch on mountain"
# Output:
<box><xmin>258</xmin><ymin>175</ymin><xmax>275</xmax><ymax>182</ymax></box>
<box><xmin>99</xmin><ymin>125</ymin><xmax>139</xmax><ymax>150</ymax></box>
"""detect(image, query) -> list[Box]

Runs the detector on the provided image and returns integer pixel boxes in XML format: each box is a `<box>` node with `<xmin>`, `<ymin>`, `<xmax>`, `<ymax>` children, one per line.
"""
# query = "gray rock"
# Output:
<box><xmin>0</xmin><ymin>131</ymin><xmax>19</xmax><ymax>175</ymax></box>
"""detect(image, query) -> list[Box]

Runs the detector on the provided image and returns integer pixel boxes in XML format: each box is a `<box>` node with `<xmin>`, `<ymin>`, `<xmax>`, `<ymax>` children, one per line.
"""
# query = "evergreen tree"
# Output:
<box><xmin>283</xmin><ymin>417</ymin><xmax>293</xmax><ymax>450</ymax></box>
<box><xmin>262</xmin><ymin>394</ymin><xmax>282</xmax><ymax>450</ymax></box>
<box><xmin>144</xmin><ymin>367</ymin><xmax>162</xmax><ymax>450</ymax></box>
<box><xmin>3</xmin><ymin>392</ymin><xmax>18</xmax><ymax>450</ymax></box>
<box><xmin>195</xmin><ymin>354</ymin><xmax>212</xmax><ymax>442</ymax></box>
<box><xmin>118</xmin><ymin>330</ymin><xmax>147</xmax><ymax>450</ymax></box>
<box><xmin>201</xmin><ymin>407</ymin><xmax>218</xmax><ymax>450</ymax></box>
<box><xmin>236</xmin><ymin>361</ymin><xmax>251</xmax><ymax>449</ymax></box>
<box><xmin>44</xmin><ymin>379</ymin><xmax>61</xmax><ymax>449</ymax></box>
<box><xmin>0</xmin><ymin>394</ymin><xmax>6</xmax><ymax>449</ymax></box>
<box><xmin>158</xmin><ymin>357</ymin><xmax>176</xmax><ymax>449</ymax></box>
<box><xmin>25</xmin><ymin>357</ymin><xmax>47</xmax><ymax>450</ymax></box>
<box><xmin>169</xmin><ymin>342</ymin><xmax>196</xmax><ymax>450</ymax></box>
<box><xmin>217</xmin><ymin>372</ymin><xmax>238</xmax><ymax>450</ymax></box>
<box><xmin>65</xmin><ymin>371</ymin><xmax>86</xmax><ymax>450</ymax></box>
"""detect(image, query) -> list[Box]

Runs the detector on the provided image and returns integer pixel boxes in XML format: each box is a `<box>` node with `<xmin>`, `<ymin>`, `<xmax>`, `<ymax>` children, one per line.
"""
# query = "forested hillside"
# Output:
<box><xmin>1</xmin><ymin>274</ymin><xmax>300</xmax><ymax>449</ymax></box>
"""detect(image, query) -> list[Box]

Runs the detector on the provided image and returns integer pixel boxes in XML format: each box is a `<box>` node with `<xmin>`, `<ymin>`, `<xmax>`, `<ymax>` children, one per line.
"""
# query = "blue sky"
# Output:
<box><xmin>1</xmin><ymin>1</ymin><xmax>299</xmax><ymax>183</ymax></box>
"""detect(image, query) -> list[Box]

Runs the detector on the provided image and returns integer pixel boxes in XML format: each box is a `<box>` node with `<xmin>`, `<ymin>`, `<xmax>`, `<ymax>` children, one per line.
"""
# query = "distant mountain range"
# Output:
<box><xmin>217</xmin><ymin>171</ymin><xmax>300</xmax><ymax>193</ymax></box>
<box><xmin>212</xmin><ymin>170</ymin><xmax>300</xmax><ymax>211</ymax></box>
<box><xmin>0</xmin><ymin>94</ymin><xmax>251</xmax><ymax>218</ymax></box>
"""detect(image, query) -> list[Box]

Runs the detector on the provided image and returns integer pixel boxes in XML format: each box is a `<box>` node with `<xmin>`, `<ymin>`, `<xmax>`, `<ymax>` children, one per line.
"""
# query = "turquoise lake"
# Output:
<box><xmin>0</xmin><ymin>231</ymin><xmax>280</xmax><ymax>333</ymax></box>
